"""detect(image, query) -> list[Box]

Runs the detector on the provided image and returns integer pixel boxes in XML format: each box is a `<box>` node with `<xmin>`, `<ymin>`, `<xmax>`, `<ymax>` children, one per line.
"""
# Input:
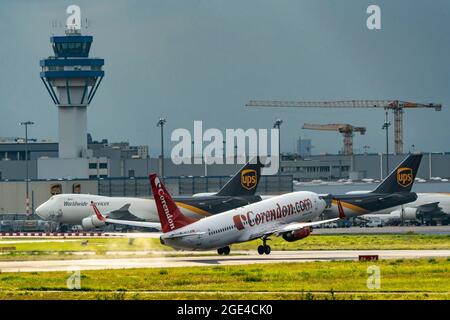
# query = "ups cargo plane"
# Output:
<box><xmin>36</xmin><ymin>159</ymin><xmax>267</xmax><ymax>229</ymax></box>
<box><xmin>321</xmin><ymin>154</ymin><xmax>423</xmax><ymax>219</ymax></box>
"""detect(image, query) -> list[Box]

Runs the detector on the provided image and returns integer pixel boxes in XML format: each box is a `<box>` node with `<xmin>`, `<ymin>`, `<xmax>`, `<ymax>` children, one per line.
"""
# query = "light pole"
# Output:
<box><xmin>157</xmin><ymin>117</ymin><xmax>167</xmax><ymax>177</ymax></box>
<box><xmin>381</xmin><ymin>110</ymin><xmax>390</xmax><ymax>178</ymax></box>
<box><xmin>273</xmin><ymin>119</ymin><xmax>283</xmax><ymax>175</ymax></box>
<box><xmin>20</xmin><ymin>121</ymin><xmax>34</xmax><ymax>215</ymax></box>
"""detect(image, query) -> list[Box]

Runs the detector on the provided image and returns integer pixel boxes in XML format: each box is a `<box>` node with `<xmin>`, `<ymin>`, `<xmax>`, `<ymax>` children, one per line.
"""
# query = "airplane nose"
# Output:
<box><xmin>35</xmin><ymin>202</ymin><xmax>48</xmax><ymax>219</ymax></box>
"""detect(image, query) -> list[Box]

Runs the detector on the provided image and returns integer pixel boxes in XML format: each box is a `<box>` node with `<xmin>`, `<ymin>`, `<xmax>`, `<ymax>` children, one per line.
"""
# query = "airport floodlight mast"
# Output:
<box><xmin>273</xmin><ymin>119</ymin><xmax>283</xmax><ymax>174</ymax></box>
<box><xmin>20</xmin><ymin>121</ymin><xmax>34</xmax><ymax>215</ymax></box>
<box><xmin>302</xmin><ymin>123</ymin><xmax>366</xmax><ymax>155</ymax></box>
<box><xmin>382</xmin><ymin>110</ymin><xmax>391</xmax><ymax>178</ymax></box>
<box><xmin>246</xmin><ymin>100</ymin><xmax>442</xmax><ymax>154</ymax></box>
<box><xmin>157</xmin><ymin>117</ymin><xmax>167</xmax><ymax>177</ymax></box>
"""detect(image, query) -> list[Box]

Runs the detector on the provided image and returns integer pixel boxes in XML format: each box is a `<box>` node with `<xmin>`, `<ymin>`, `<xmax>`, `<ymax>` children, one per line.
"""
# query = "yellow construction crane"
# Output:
<box><xmin>302</xmin><ymin>123</ymin><xmax>366</xmax><ymax>155</ymax></box>
<box><xmin>246</xmin><ymin>100</ymin><xmax>442</xmax><ymax>154</ymax></box>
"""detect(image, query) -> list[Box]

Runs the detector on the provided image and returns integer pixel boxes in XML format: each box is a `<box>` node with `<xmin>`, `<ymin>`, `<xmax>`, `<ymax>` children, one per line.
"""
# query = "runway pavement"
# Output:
<box><xmin>1</xmin><ymin>249</ymin><xmax>450</xmax><ymax>273</ymax></box>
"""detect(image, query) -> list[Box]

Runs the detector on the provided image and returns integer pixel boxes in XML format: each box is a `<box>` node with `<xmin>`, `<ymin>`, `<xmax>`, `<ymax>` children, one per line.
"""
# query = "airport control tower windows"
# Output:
<box><xmin>50</xmin><ymin>35</ymin><xmax>93</xmax><ymax>58</ymax></box>
<box><xmin>54</xmin><ymin>42</ymin><xmax>89</xmax><ymax>55</ymax></box>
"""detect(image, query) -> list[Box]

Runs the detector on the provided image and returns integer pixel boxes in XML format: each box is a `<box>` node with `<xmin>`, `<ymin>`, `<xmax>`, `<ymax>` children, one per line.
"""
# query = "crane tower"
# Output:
<box><xmin>302</xmin><ymin>123</ymin><xmax>366</xmax><ymax>155</ymax></box>
<box><xmin>246</xmin><ymin>100</ymin><xmax>441</xmax><ymax>154</ymax></box>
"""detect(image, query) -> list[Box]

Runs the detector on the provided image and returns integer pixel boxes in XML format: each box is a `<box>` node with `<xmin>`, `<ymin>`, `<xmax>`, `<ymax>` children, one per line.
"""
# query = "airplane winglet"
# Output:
<box><xmin>91</xmin><ymin>201</ymin><xmax>106</xmax><ymax>221</ymax></box>
<box><xmin>336</xmin><ymin>199</ymin><xmax>346</xmax><ymax>219</ymax></box>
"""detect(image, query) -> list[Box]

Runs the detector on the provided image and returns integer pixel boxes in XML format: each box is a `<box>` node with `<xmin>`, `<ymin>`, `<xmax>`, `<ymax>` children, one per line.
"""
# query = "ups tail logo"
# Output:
<box><xmin>241</xmin><ymin>169</ymin><xmax>257</xmax><ymax>190</ymax></box>
<box><xmin>397</xmin><ymin>167</ymin><xmax>413</xmax><ymax>187</ymax></box>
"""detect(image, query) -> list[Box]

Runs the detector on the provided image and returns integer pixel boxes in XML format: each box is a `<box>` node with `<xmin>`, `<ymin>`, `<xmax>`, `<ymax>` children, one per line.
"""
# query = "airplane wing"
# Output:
<box><xmin>91</xmin><ymin>201</ymin><xmax>162</xmax><ymax>231</ymax></box>
<box><xmin>355</xmin><ymin>216</ymin><xmax>370</xmax><ymax>222</ymax></box>
<box><xmin>415</xmin><ymin>202</ymin><xmax>440</xmax><ymax>213</ymax></box>
<box><xmin>91</xmin><ymin>203</ymin><xmax>131</xmax><ymax>217</ymax></box>
<box><xmin>273</xmin><ymin>217</ymin><xmax>341</xmax><ymax>235</ymax></box>
<box><xmin>249</xmin><ymin>217</ymin><xmax>341</xmax><ymax>240</ymax></box>
<box><xmin>101</xmin><ymin>218</ymin><xmax>162</xmax><ymax>230</ymax></box>
<box><xmin>164</xmin><ymin>231</ymin><xmax>206</xmax><ymax>239</ymax></box>
<box><xmin>257</xmin><ymin>200</ymin><xmax>346</xmax><ymax>238</ymax></box>
<box><xmin>109</xmin><ymin>204</ymin><xmax>131</xmax><ymax>214</ymax></box>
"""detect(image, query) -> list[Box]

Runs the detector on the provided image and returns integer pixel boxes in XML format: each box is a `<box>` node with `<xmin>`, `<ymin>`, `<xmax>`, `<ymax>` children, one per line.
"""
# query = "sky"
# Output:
<box><xmin>0</xmin><ymin>0</ymin><xmax>449</xmax><ymax>156</ymax></box>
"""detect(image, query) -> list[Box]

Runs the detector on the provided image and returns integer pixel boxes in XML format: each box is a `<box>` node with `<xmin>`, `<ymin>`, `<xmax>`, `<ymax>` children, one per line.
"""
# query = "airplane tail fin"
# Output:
<box><xmin>372</xmin><ymin>154</ymin><xmax>423</xmax><ymax>194</ymax></box>
<box><xmin>150</xmin><ymin>174</ymin><xmax>196</xmax><ymax>233</ymax></box>
<box><xmin>216</xmin><ymin>157</ymin><xmax>264</xmax><ymax>196</ymax></box>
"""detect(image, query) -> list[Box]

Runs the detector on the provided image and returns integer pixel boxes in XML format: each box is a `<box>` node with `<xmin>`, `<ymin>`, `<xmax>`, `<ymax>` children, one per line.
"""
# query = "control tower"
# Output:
<box><xmin>40</xmin><ymin>29</ymin><xmax>104</xmax><ymax>158</ymax></box>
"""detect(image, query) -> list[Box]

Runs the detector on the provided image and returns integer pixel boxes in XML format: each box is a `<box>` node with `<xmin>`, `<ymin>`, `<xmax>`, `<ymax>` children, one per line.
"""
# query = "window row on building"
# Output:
<box><xmin>281</xmin><ymin>165</ymin><xmax>350</xmax><ymax>173</ymax></box>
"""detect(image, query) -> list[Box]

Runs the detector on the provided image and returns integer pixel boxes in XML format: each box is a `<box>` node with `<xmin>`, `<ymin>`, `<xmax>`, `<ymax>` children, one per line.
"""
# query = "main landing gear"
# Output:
<box><xmin>217</xmin><ymin>246</ymin><xmax>230</xmax><ymax>255</ymax></box>
<box><xmin>257</xmin><ymin>237</ymin><xmax>271</xmax><ymax>255</ymax></box>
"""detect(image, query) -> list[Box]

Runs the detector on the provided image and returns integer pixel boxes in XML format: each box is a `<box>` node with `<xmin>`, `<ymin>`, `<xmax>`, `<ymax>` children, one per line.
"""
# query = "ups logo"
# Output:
<box><xmin>241</xmin><ymin>169</ymin><xmax>257</xmax><ymax>190</ymax></box>
<box><xmin>397</xmin><ymin>167</ymin><xmax>413</xmax><ymax>187</ymax></box>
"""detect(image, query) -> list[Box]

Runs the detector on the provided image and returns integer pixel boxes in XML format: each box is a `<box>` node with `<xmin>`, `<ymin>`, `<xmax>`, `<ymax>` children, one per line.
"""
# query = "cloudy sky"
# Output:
<box><xmin>0</xmin><ymin>0</ymin><xmax>449</xmax><ymax>156</ymax></box>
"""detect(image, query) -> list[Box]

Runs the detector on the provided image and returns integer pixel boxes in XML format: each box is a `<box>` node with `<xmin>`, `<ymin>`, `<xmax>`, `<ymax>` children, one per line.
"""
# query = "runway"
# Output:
<box><xmin>1</xmin><ymin>250</ymin><xmax>450</xmax><ymax>273</ymax></box>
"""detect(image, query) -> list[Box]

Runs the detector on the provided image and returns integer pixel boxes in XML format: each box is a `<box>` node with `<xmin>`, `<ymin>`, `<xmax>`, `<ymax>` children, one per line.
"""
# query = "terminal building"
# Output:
<box><xmin>281</xmin><ymin>153</ymin><xmax>450</xmax><ymax>181</ymax></box>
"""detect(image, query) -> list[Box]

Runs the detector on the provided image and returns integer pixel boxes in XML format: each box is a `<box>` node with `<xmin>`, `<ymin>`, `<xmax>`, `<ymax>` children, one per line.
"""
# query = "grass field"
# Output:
<box><xmin>0</xmin><ymin>258</ymin><xmax>449</xmax><ymax>300</ymax></box>
<box><xmin>0</xmin><ymin>234</ymin><xmax>449</xmax><ymax>261</ymax></box>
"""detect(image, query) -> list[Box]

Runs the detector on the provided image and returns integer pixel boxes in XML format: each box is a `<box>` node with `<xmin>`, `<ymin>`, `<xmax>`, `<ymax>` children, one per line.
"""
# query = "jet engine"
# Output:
<box><xmin>282</xmin><ymin>227</ymin><xmax>312</xmax><ymax>242</ymax></box>
<box><xmin>81</xmin><ymin>215</ymin><xmax>106</xmax><ymax>229</ymax></box>
<box><xmin>391</xmin><ymin>207</ymin><xmax>418</xmax><ymax>220</ymax></box>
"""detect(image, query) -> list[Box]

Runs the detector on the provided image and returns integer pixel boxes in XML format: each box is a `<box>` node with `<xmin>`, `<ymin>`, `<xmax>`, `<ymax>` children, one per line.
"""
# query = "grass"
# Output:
<box><xmin>0</xmin><ymin>258</ymin><xmax>449</xmax><ymax>300</ymax></box>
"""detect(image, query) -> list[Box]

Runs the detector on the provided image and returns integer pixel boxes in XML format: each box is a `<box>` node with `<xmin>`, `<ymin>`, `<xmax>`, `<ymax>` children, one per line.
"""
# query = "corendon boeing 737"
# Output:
<box><xmin>91</xmin><ymin>174</ymin><xmax>343</xmax><ymax>255</ymax></box>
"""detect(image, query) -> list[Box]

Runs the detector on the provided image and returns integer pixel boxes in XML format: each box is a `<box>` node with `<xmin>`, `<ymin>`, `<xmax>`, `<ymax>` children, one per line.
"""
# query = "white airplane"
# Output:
<box><xmin>91</xmin><ymin>174</ymin><xmax>344</xmax><ymax>255</ymax></box>
<box><xmin>35</xmin><ymin>194</ymin><xmax>157</xmax><ymax>228</ymax></box>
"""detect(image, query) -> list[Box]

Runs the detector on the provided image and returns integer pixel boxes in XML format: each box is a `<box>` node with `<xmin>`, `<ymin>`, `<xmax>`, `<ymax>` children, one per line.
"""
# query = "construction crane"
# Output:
<box><xmin>246</xmin><ymin>100</ymin><xmax>442</xmax><ymax>154</ymax></box>
<box><xmin>302</xmin><ymin>123</ymin><xmax>366</xmax><ymax>155</ymax></box>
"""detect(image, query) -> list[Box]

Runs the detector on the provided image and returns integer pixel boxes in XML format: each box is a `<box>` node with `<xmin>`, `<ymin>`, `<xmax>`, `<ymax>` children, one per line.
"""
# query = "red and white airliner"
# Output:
<box><xmin>91</xmin><ymin>174</ymin><xmax>344</xmax><ymax>255</ymax></box>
